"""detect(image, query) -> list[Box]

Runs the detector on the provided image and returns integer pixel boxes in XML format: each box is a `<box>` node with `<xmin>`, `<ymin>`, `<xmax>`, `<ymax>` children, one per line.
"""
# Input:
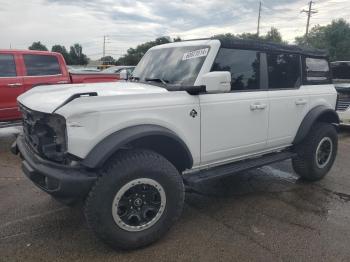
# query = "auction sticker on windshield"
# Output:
<box><xmin>182</xmin><ymin>48</ymin><xmax>209</xmax><ymax>61</ymax></box>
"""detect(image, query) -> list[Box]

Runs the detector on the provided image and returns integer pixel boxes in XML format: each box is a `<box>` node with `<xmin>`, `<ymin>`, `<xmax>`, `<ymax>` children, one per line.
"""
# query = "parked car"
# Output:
<box><xmin>68</xmin><ymin>66</ymin><xmax>101</xmax><ymax>73</ymax></box>
<box><xmin>0</xmin><ymin>50</ymin><xmax>120</xmax><ymax>122</ymax></box>
<box><xmin>12</xmin><ymin>39</ymin><xmax>339</xmax><ymax>250</ymax></box>
<box><xmin>331</xmin><ymin>61</ymin><xmax>350</xmax><ymax>125</ymax></box>
<box><xmin>103</xmin><ymin>65</ymin><xmax>135</xmax><ymax>75</ymax></box>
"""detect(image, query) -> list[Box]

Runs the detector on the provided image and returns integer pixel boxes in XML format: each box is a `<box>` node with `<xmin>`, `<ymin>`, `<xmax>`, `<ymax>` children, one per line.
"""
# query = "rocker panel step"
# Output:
<box><xmin>184</xmin><ymin>151</ymin><xmax>296</xmax><ymax>186</ymax></box>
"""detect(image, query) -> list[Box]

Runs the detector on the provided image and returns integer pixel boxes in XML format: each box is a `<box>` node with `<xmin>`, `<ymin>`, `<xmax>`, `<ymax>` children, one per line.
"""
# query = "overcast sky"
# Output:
<box><xmin>0</xmin><ymin>0</ymin><xmax>349</xmax><ymax>59</ymax></box>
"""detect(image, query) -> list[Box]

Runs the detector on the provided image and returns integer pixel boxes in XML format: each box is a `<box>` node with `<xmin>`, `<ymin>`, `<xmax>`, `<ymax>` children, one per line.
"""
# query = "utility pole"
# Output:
<box><xmin>301</xmin><ymin>1</ymin><xmax>318</xmax><ymax>37</ymax></box>
<box><xmin>257</xmin><ymin>1</ymin><xmax>262</xmax><ymax>37</ymax></box>
<box><xmin>103</xmin><ymin>35</ymin><xmax>106</xmax><ymax>58</ymax></box>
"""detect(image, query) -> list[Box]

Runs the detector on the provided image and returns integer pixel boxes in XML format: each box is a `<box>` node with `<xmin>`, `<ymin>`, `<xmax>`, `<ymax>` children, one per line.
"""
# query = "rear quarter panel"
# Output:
<box><xmin>305</xmin><ymin>84</ymin><xmax>337</xmax><ymax>110</ymax></box>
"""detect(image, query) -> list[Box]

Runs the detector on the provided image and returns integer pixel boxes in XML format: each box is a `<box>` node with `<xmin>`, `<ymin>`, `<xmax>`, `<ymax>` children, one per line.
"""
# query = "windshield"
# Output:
<box><xmin>132</xmin><ymin>46</ymin><xmax>210</xmax><ymax>86</ymax></box>
<box><xmin>332</xmin><ymin>62</ymin><xmax>350</xmax><ymax>79</ymax></box>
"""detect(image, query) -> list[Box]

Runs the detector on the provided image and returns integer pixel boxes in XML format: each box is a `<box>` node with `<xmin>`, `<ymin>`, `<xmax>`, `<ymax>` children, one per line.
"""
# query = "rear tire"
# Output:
<box><xmin>84</xmin><ymin>149</ymin><xmax>184</xmax><ymax>250</ymax></box>
<box><xmin>292</xmin><ymin>122</ymin><xmax>338</xmax><ymax>181</ymax></box>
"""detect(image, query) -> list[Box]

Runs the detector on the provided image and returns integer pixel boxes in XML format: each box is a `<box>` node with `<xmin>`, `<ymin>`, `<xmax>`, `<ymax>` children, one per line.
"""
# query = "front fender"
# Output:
<box><xmin>81</xmin><ymin>124</ymin><xmax>193</xmax><ymax>169</ymax></box>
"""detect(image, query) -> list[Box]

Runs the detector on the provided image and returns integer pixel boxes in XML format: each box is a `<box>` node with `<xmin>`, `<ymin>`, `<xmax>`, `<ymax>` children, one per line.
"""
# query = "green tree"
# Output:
<box><xmin>173</xmin><ymin>36</ymin><xmax>182</xmax><ymax>42</ymax></box>
<box><xmin>69</xmin><ymin>43</ymin><xmax>89</xmax><ymax>65</ymax></box>
<box><xmin>295</xmin><ymin>19</ymin><xmax>350</xmax><ymax>61</ymax></box>
<box><xmin>101</xmin><ymin>56</ymin><xmax>115</xmax><ymax>65</ymax></box>
<box><xmin>211</xmin><ymin>33</ymin><xmax>237</xmax><ymax>41</ymax></box>
<box><xmin>51</xmin><ymin>45</ymin><xmax>71</xmax><ymax>64</ymax></box>
<box><xmin>212</xmin><ymin>28</ymin><xmax>284</xmax><ymax>43</ymax></box>
<box><xmin>263</xmin><ymin>27</ymin><xmax>284</xmax><ymax>43</ymax></box>
<box><xmin>238</xmin><ymin>32</ymin><xmax>260</xmax><ymax>40</ymax></box>
<box><xmin>28</xmin><ymin>41</ymin><xmax>48</xmax><ymax>51</ymax></box>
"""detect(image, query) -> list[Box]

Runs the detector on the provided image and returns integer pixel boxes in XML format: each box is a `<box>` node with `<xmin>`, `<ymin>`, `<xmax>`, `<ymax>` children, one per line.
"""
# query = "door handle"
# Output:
<box><xmin>295</xmin><ymin>99</ymin><xmax>307</xmax><ymax>106</ymax></box>
<box><xmin>250</xmin><ymin>103</ymin><xmax>267</xmax><ymax>111</ymax></box>
<box><xmin>7</xmin><ymin>83</ymin><xmax>22</xmax><ymax>87</ymax></box>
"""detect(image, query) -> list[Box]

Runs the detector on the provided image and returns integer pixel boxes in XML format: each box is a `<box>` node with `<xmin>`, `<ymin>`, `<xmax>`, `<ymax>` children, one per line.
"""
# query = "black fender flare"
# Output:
<box><xmin>293</xmin><ymin>105</ymin><xmax>339</xmax><ymax>145</ymax></box>
<box><xmin>81</xmin><ymin>124</ymin><xmax>193</xmax><ymax>170</ymax></box>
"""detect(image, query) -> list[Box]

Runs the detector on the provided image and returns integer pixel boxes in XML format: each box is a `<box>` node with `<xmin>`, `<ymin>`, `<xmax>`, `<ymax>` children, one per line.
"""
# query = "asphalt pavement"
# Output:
<box><xmin>0</xmin><ymin>127</ymin><xmax>350</xmax><ymax>262</ymax></box>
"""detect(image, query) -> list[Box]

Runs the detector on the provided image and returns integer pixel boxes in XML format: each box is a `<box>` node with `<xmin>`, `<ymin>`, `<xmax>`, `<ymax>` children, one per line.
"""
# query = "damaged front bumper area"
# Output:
<box><xmin>12</xmin><ymin>135</ymin><xmax>97</xmax><ymax>203</ymax></box>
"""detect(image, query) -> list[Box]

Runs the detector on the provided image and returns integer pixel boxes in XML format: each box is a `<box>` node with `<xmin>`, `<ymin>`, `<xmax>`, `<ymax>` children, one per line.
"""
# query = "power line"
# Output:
<box><xmin>301</xmin><ymin>1</ymin><xmax>318</xmax><ymax>36</ymax></box>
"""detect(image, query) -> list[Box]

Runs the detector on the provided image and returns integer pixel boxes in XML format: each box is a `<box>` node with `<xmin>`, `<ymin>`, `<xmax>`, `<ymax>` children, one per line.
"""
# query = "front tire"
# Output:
<box><xmin>292</xmin><ymin>122</ymin><xmax>338</xmax><ymax>181</ymax></box>
<box><xmin>84</xmin><ymin>149</ymin><xmax>184</xmax><ymax>250</ymax></box>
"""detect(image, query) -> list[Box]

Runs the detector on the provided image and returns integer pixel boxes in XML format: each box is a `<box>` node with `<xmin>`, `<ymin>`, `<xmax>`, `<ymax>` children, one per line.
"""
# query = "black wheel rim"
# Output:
<box><xmin>316</xmin><ymin>137</ymin><xmax>333</xmax><ymax>169</ymax></box>
<box><xmin>112</xmin><ymin>178</ymin><xmax>166</xmax><ymax>232</ymax></box>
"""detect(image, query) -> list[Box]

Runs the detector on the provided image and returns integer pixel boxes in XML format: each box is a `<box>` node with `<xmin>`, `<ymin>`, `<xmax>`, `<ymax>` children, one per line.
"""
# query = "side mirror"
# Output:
<box><xmin>200</xmin><ymin>72</ymin><xmax>231</xmax><ymax>93</ymax></box>
<box><xmin>119</xmin><ymin>69</ymin><xmax>129</xmax><ymax>80</ymax></box>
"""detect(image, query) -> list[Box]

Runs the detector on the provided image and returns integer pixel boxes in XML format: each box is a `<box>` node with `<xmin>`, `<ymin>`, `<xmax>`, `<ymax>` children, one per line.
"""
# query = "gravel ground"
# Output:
<box><xmin>0</xmin><ymin>127</ymin><xmax>350</xmax><ymax>262</ymax></box>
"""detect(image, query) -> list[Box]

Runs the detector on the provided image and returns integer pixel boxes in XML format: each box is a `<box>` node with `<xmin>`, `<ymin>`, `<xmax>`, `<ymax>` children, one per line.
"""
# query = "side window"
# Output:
<box><xmin>212</xmin><ymin>48</ymin><xmax>260</xmax><ymax>91</ymax></box>
<box><xmin>23</xmin><ymin>55</ymin><xmax>61</xmax><ymax>76</ymax></box>
<box><xmin>0</xmin><ymin>54</ymin><xmax>17</xmax><ymax>77</ymax></box>
<box><xmin>305</xmin><ymin>58</ymin><xmax>330</xmax><ymax>83</ymax></box>
<box><xmin>331</xmin><ymin>62</ymin><xmax>350</xmax><ymax>80</ymax></box>
<box><xmin>267</xmin><ymin>53</ymin><xmax>300</xmax><ymax>89</ymax></box>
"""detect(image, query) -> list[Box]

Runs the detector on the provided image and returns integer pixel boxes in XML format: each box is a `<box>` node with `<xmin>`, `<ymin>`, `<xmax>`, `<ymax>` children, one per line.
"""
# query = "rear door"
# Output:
<box><xmin>0</xmin><ymin>53</ymin><xmax>24</xmax><ymax>121</ymax></box>
<box><xmin>22</xmin><ymin>53</ymin><xmax>69</xmax><ymax>91</ymax></box>
<box><xmin>266</xmin><ymin>52</ymin><xmax>310</xmax><ymax>149</ymax></box>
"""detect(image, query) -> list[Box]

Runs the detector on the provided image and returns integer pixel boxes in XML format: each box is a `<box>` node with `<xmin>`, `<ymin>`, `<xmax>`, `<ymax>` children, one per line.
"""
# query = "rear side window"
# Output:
<box><xmin>267</xmin><ymin>53</ymin><xmax>301</xmax><ymax>89</ymax></box>
<box><xmin>212</xmin><ymin>48</ymin><xmax>260</xmax><ymax>91</ymax></box>
<box><xmin>305</xmin><ymin>58</ymin><xmax>330</xmax><ymax>82</ymax></box>
<box><xmin>23</xmin><ymin>55</ymin><xmax>61</xmax><ymax>76</ymax></box>
<box><xmin>0</xmin><ymin>54</ymin><xmax>17</xmax><ymax>77</ymax></box>
<box><xmin>331</xmin><ymin>62</ymin><xmax>350</xmax><ymax>80</ymax></box>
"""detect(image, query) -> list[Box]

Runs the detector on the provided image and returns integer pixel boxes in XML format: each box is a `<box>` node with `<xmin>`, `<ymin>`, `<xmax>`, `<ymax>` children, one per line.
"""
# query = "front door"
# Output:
<box><xmin>200</xmin><ymin>91</ymin><xmax>269</xmax><ymax>165</ymax></box>
<box><xmin>199</xmin><ymin>48</ymin><xmax>269</xmax><ymax>165</ymax></box>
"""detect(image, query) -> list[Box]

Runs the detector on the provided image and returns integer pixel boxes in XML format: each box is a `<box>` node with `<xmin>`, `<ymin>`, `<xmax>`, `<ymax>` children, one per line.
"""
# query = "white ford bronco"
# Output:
<box><xmin>12</xmin><ymin>39</ymin><xmax>339</xmax><ymax>249</ymax></box>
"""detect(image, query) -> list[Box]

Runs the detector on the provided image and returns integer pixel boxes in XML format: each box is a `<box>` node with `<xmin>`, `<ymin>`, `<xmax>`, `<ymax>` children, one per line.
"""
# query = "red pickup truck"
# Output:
<box><xmin>0</xmin><ymin>50</ymin><xmax>120</xmax><ymax>122</ymax></box>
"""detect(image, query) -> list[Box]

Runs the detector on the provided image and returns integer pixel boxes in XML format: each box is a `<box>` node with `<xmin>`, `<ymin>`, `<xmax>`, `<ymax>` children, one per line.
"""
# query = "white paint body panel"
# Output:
<box><xmin>267</xmin><ymin>84</ymin><xmax>337</xmax><ymax>149</ymax></box>
<box><xmin>17</xmin><ymin>81</ymin><xmax>167</xmax><ymax>113</ymax></box>
<box><xmin>199</xmin><ymin>91</ymin><xmax>269</xmax><ymax>165</ymax></box>
<box><xmin>267</xmin><ymin>87</ymin><xmax>310</xmax><ymax>148</ymax></box>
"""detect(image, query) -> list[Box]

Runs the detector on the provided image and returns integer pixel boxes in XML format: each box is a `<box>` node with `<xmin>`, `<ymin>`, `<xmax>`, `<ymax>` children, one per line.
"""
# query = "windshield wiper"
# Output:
<box><xmin>145</xmin><ymin>77</ymin><xmax>169</xmax><ymax>86</ymax></box>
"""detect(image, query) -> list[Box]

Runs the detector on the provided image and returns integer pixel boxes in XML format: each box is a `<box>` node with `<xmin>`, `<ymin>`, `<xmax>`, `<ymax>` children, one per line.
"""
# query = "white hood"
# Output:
<box><xmin>18</xmin><ymin>81</ymin><xmax>167</xmax><ymax>113</ymax></box>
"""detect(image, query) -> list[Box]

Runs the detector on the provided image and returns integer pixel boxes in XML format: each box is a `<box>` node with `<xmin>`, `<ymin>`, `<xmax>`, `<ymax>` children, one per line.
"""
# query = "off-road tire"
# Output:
<box><xmin>84</xmin><ymin>149</ymin><xmax>184</xmax><ymax>250</ymax></box>
<box><xmin>292</xmin><ymin>122</ymin><xmax>338</xmax><ymax>181</ymax></box>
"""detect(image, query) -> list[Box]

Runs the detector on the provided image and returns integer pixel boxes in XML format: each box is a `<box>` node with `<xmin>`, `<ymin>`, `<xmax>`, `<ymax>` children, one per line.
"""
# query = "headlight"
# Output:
<box><xmin>21</xmin><ymin>105</ymin><xmax>67</xmax><ymax>163</ymax></box>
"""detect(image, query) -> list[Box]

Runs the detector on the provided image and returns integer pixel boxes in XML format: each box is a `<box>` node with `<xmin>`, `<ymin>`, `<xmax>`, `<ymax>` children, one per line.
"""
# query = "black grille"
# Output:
<box><xmin>20</xmin><ymin>105</ymin><xmax>67</xmax><ymax>163</ymax></box>
<box><xmin>336</xmin><ymin>92</ymin><xmax>350</xmax><ymax>112</ymax></box>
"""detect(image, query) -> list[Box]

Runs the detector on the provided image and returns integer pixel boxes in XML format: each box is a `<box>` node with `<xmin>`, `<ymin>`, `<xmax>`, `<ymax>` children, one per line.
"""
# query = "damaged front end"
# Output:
<box><xmin>20</xmin><ymin>104</ymin><xmax>68</xmax><ymax>163</ymax></box>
